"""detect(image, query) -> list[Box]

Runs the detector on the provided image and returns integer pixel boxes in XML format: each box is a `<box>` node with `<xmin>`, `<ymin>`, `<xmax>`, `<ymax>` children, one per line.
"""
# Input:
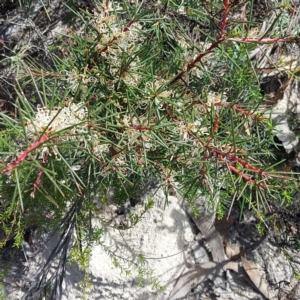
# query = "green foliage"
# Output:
<box><xmin>287</xmin><ymin>111</ymin><xmax>300</xmax><ymax>138</ymax></box>
<box><xmin>16</xmin><ymin>0</ymin><xmax>51</xmax><ymax>18</ymax></box>
<box><xmin>292</xmin><ymin>235</ymin><xmax>300</xmax><ymax>251</ymax></box>
<box><xmin>0</xmin><ymin>285</ymin><xmax>4</xmax><ymax>300</ymax></box>
<box><xmin>1</xmin><ymin>0</ymin><xmax>300</xmax><ymax>297</ymax></box>
<box><xmin>256</xmin><ymin>217</ymin><xmax>267</xmax><ymax>237</ymax></box>
<box><xmin>294</xmin><ymin>272</ymin><xmax>300</xmax><ymax>280</ymax></box>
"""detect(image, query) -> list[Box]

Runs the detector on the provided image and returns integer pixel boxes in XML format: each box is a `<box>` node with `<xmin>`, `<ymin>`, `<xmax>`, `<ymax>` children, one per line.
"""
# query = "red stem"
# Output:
<box><xmin>172</xmin><ymin>38</ymin><xmax>225</xmax><ymax>83</ymax></box>
<box><xmin>30</xmin><ymin>152</ymin><xmax>49</xmax><ymax>198</ymax></box>
<box><xmin>221</xmin><ymin>0</ymin><xmax>229</xmax><ymax>37</ymax></box>
<box><xmin>105</xmin><ymin>0</ymin><xmax>109</xmax><ymax>10</ymax></box>
<box><xmin>31</xmin><ymin>169</ymin><xmax>44</xmax><ymax>198</ymax></box>
<box><xmin>215</xmin><ymin>151</ymin><xmax>265</xmax><ymax>187</ymax></box>
<box><xmin>201</xmin><ymin>114</ymin><xmax>220</xmax><ymax>181</ymax></box>
<box><xmin>131</xmin><ymin>125</ymin><xmax>151</xmax><ymax>131</ymax></box>
<box><xmin>1</xmin><ymin>134</ymin><xmax>50</xmax><ymax>175</ymax></box>
<box><xmin>209</xmin><ymin>147</ymin><xmax>266</xmax><ymax>176</ymax></box>
<box><xmin>172</xmin><ymin>0</ymin><xmax>230</xmax><ymax>83</ymax></box>
<box><xmin>229</xmin><ymin>37</ymin><xmax>299</xmax><ymax>43</ymax></box>
<box><xmin>208</xmin><ymin>113</ymin><xmax>219</xmax><ymax>146</ymax></box>
<box><xmin>187</xmin><ymin>129</ymin><xmax>266</xmax><ymax>186</ymax></box>
<box><xmin>214</xmin><ymin>102</ymin><xmax>265</xmax><ymax>121</ymax></box>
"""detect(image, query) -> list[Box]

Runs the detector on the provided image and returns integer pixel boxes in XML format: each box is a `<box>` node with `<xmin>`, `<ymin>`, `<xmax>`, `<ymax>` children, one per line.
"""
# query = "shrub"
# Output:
<box><xmin>0</xmin><ymin>0</ymin><xmax>299</xmax><ymax>298</ymax></box>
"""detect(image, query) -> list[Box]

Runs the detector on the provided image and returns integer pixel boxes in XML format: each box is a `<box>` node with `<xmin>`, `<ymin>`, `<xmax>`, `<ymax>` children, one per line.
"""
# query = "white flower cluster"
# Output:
<box><xmin>26</xmin><ymin>102</ymin><xmax>111</xmax><ymax>161</ymax></box>
<box><xmin>90</xmin><ymin>134</ymin><xmax>110</xmax><ymax>157</ymax></box>
<box><xmin>206</xmin><ymin>92</ymin><xmax>227</xmax><ymax>110</ymax></box>
<box><xmin>176</xmin><ymin>119</ymin><xmax>207</xmax><ymax>141</ymax></box>
<box><xmin>91</xmin><ymin>2</ymin><xmax>144</xmax><ymax>54</ymax></box>
<box><xmin>65</xmin><ymin>66</ymin><xmax>98</xmax><ymax>93</ymax></box>
<box><xmin>118</xmin><ymin>116</ymin><xmax>153</xmax><ymax>149</ymax></box>
<box><xmin>143</xmin><ymin>79</ymin><xmax>173</xmax><ymax>109</ymax></box>
<box><xmin>88</xmin><ymin>2</ymin><xmax>145</xmax><ymax>88</ymax></box>
<box><xmin>121</xmin><ymin>59</ymin><xmax>143</xmax><ymax>86</ymax></box>
<box><xmin>26</xmin><ymin>102</ymin><xmax>88</xmax><ymax>139</ymax></box>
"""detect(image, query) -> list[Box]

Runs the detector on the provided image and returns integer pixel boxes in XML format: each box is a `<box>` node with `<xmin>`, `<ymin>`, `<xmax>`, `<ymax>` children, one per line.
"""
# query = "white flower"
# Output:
<box><xmin>177</xmin><ymin>122</ymin><xmax>189</xmax><ymax>141</ymax></box>
<box><xmin>206</xmin><ymin>92</ymin><xmax>227</xmax><ymax>109</ymax></box>
<box><xmin>144</xmin><ymin>142</ymin><xmax>153</xmax><ymax>149</ymax></box>
<box><xmin>93</xmin><ymin>142</ymin><xmax>110</xmax><ymax>157</ymax></box>
<box><xmin>176</xmin><ymin>119</ymin><xmax>208</xmax><ymax>141</ymax></box>
<box><xmin>178</xmin><ymin>5</ymin><xmax>186</xmax><ymax>14</ymax></box>
<box><xmin>26</xmin><ymin>102</ymin><xmax>88</xmax><ymax>140</ymax></box>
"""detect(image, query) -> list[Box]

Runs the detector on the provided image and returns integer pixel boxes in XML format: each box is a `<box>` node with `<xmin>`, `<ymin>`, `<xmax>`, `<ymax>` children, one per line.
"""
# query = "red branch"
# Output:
<box><xmin>30</xmin><ymin>152</ymin><xmax>49</xmax><ymax>199</ymax></box>
<box><xmin>131</xmin><ymin>125</ymin><xmax>151</xmax><ymax>131</ymax></box>
<box><xmin>187</xmin><ymin>129</ymin><xmax>266</xmax><ymax>187</ymax></box>
<box><xmin>172</xmin><ymin>38</ymin><xmax>225</xmax><ymax>83</ymax></box>
<box><xmin>172</xmin><ymin>0</ymin><xmax>230</xmax><ymax>83</ymax></box>
<box><xmin>105</xmin><ymin>0</ymin><xmax>109</xmax><ymax>10</ymax></box>
<box><xmin>209</xmin><ymin>147</ymin><xmax>266</xmax><ymax>176</ymax></box>
<box><xmin>30</xmin><ymin>169</ymin><xmax>44</xmax><ymax>198</ymax></box>
<box><xmin>1</xmin><ymin>134</ymin><xmax>50</xmax><ymax>176</ymax></box>
<box><xmin>208</xmin><ymin>113</ymin><xmax>220</xmax><ymax>146</ymax></box>
<box><xmin>214</xmin><ymin>102</ymin><xmax>265</xmax><ymax>121</ymax></box>
<box><xmin>214</xmin><ymin>150</ymin><xmax>265</xmax><ymax>187</ymax></box>
<box><xmin>228</xmin><ymin>36</ymin><xmax>300</xmax><ymax>44</ymax></box>
<box><xmin>221</xmin><ymin>0</ymin><xmax>229</xmax><ymax>37</ymax></box>
<box><xmin>137</xmin><ymin>150</ymin><xmax>142</xmax><ymax>166</ymax></box>
<box><xmin>201</xmin><ymin>114</ymin><xmax>220</xmax><ymax>181</ymax></box>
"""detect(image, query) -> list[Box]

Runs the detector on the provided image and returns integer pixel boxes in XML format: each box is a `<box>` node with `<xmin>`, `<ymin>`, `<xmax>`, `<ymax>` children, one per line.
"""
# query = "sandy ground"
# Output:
<box><xmin>3</xmin><ymin>188</ymin><xmax>196</xmax><ymax>300</ymax></box>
